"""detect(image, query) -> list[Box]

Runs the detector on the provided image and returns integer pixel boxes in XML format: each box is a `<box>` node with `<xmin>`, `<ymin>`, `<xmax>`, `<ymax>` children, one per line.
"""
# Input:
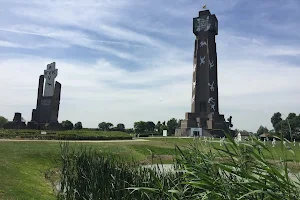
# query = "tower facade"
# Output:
<box><xmin>176</xmin><ymin>10</ymin><xmax>231</xmax><ymax>137</ymax></box>
<box><xmin>28</xmin><ymin>62</ymin><xmax>61</xmax><ymax>129</ymax></box>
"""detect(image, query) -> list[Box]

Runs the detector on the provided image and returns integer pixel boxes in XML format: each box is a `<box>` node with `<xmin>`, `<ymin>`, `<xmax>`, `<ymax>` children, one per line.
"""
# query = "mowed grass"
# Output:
<box><xmin>1</xmin><ymin>137</ymin><xmax>300</xmax><ymax>199</ymax></box>
<box><xmin>0</xmin><ymin>138</ymin><xmax>193</xmax><ymax>200</ymax></box>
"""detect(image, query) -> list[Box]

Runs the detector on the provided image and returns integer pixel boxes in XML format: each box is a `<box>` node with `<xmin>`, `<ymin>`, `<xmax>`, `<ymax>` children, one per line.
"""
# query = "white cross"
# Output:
<box><xmin>200</xmin><ymin>41</ymin><xmax>207</xmax><ymax>47</ymax></box>
<box><xmin>200</xmin><ymin>56</ymin><xmax>205</xmax><ymax>66</ymax></box>
<box><xmin>209</xmin><ymin>60</ymin><xmax>214</xmax><ymax>70</ymax></box>
<box><xmin>208</xmin><ymin>81</ymin><xmax>215</xmax><ymax>91</ymax></box>
<box><xmin>44</xmin><ymin>62</ymin><xmax>58</xmax><ymax>97</ymax></box>
<box><xmin>208</xmin><ymin>97</ymin><xmax>215</xmax><ymax>104</ymax></box>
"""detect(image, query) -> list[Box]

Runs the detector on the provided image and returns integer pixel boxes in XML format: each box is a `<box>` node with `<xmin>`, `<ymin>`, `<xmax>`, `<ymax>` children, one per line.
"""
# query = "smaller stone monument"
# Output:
<box><xmin>237</xmin><ymin>132</ymin><xmax>242</xmax><ymax>143</ymax></box>
<box><xmin>272</xmin><ymin>138</ymin><xmax>276</xmax><ymax>147</ymax></box>
<box><xmin>294</xmin><ymin>139</ymin><xmax>296</xmax><ymax>146</ymax></box>
<box><xmin>3</xmin><ymin>112</ymin><xmax>26</xmax><ymax>129</ymax></box>
<box><xmin>163</xmin><ymin>130</ymin><xmax>168</xmax><ymax>137</ymax></box>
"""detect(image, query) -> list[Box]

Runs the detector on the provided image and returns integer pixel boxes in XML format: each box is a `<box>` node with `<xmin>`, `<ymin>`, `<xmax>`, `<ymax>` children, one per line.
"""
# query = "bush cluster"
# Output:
<box><xmin>0</xmin><ymin>129</ymin><xmax>132</xmax><ymax>140</ymax></box>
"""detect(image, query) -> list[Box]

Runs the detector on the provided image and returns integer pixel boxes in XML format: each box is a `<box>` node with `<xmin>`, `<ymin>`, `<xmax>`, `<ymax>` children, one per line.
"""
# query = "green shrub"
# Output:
<box><xmin>0</xmin><ymin>130</ymin><xmax>132</xmax><ymax>140</ymax></box>
<box><xmin>74</xmin><ymin>122</ymin><xmax>83</xmax><ymax>130</ymax></box>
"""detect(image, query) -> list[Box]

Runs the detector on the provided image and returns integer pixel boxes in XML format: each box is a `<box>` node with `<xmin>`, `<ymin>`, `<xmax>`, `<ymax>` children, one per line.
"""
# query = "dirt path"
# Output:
<box><xmin>0</xmin><ymin>138</ymin><xmax>149</xmax><ymax>143</ymax></box>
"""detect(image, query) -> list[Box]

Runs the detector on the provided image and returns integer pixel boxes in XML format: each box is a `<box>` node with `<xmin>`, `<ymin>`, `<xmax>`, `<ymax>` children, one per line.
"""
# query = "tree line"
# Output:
<box><xmin>133</xmin><ymin>118</ymin><xmax>180</xmax><ymax>135</ymax></box>
<box><xmin>257</xmin><ymin>112</ymin><xmax>300</xmax><ymax>140</ymax></box>
<box><xmin>0</xmin><ymin>116</ymin><xmax>182</xmax><ymax>135</ymax></box>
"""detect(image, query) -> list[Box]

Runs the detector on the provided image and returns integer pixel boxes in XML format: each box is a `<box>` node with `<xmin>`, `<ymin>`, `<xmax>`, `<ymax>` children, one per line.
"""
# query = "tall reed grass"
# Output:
<box><xmin>58</xmin><ymin>143</ymin><xmax>183</xmax><ymax>200</ymax></box>
<box><xmin>58</xmin><ymin>134</ymin><xmax>300</xmax><ymax>200</ymax></box>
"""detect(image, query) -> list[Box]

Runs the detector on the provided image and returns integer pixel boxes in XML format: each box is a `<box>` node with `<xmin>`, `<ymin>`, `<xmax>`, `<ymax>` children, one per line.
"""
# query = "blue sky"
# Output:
<box><xmin>0</xmin><ymin>0</ymin><xmax>300</xmax><ymax>132</ymax></box>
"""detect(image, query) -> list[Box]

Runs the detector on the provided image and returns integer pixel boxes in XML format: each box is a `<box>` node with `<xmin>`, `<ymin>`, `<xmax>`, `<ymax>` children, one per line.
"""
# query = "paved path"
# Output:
<box><xmin>0</xmin><ymin>139</ymin><xmax>149</xmax><ymax>143</ymax></box>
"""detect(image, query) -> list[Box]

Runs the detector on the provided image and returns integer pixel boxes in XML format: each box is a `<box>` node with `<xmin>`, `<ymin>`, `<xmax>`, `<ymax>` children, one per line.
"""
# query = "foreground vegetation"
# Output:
<box><xmin>0</xmin><ymin>129</ymin><xmax>132</xmax><ymax>140</ymax></box>
<box><xmin>59</xmin><ymin>143</ymin><xmax>183</xmax><ymax>200</ymax></box>
<box><xmin>0</xmin><ymin>138</ymin><xmax>192</xmax><ymax>200</ymax></box>
<box><xmin>58</xmin><ymin>136</ymin><xmax>300</xmax><ymax>200</ymax></box>
<box><xmin>2</xmin><ymin>137</ymin><xmax>300</xmax><ymax>199</ymax></box>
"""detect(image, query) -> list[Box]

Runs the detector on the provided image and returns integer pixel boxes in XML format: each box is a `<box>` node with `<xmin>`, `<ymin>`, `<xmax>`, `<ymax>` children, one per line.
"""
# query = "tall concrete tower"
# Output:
<box><xmin>176</xmin><ymin>10</ymin><xmax>232</xmax><ymax>137</ymax></box>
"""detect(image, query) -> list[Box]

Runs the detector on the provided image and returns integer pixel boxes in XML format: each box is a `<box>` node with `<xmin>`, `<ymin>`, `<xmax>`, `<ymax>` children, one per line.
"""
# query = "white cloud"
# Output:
<box><xmin>0</xmin><ymin>26</ymin><xmax>139</xmax><ymax>60</ymax></box>
<box><xmin>1</xmin><ymin>0</ymin><xmax>300</xmax><ymax>133</ymax></box>
<box><xmin>0</xmin><ymin>40</ymin><xmax>20</xmax><ymax>48</ymax></box>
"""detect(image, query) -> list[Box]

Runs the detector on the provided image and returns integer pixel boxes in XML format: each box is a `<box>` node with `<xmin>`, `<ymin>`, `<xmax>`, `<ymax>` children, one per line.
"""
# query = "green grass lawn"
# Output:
<box><xmin>1</xmin><ymin>137</ymin><xmax>300</xmax><ymax>199</ymax></box>
<box><xmin>0</xmin><ymin>138</ymin><xmax>194</xmax><ymax>200</ymax></box>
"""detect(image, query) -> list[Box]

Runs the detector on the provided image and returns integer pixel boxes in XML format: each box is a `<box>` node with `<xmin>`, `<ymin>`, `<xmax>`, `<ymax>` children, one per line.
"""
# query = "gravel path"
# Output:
<box><xmin>0</xmin><ymin>138</ymin><xmax>149</xmax><ymax>143</ymax></box>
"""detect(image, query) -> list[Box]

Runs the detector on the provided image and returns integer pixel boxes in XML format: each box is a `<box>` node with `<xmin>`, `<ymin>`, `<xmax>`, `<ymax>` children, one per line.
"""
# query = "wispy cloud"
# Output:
<box><xmin>0</xmin><ymin>0</ymin><xmax>300</xmax><ymax>132</ymax></box>
<box><xmin>0</xmin><ymin>26</ymin><xmax>140</xmax><ymax>60</ymax></box>
<box><xmin>0</xmin><ymin>40</ymin><xmax>20</xmax><ymax>48</ymax></box>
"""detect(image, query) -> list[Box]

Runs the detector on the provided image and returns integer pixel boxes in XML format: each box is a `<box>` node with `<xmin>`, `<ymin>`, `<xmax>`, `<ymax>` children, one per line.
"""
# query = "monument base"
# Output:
<box><xmin>27</xmin><ymin>121</ymin><xmax>39</xmax><ymax>129</ymax></box>
<box><xmin>3</xmin><ymin>112</ymin><xmax>26</xmax><ymax>129</ymax></box>
<box><xmin>177</xmin><ymin>112</ymin><xmax>233</xmax><ymax>138</ymax></box>
<box><xmin>48</xmin><ymin>122</ymin><xmax>63</xmax><ymax>130</ymax></box>
<box><xmin>3</xmin><ymin>122</ymin><xmax>26</xmax><ymax>129</ymax></box>
<box><xmin>175</xmin><ymin>128</ymin><xmax>213</xmax><ymax>137</ymax></box>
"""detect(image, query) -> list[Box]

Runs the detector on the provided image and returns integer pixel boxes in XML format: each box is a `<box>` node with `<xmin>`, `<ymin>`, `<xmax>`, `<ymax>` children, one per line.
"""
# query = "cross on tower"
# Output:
<box><xmin>200</xmin><ymin>56</ymin><xmax>205</xmax><ymax>65</ymax></box>
<box><xmin>44</xmin><ymin>62</ymin><xmax>58</xmax><ymax>97</ymax></box>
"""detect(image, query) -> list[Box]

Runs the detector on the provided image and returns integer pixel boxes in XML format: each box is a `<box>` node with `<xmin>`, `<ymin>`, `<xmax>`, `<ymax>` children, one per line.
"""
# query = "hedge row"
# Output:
<box><xmin>0</xmin><ymin>129</ymin><xmax>132</xmax><ymax>140</ymax></box>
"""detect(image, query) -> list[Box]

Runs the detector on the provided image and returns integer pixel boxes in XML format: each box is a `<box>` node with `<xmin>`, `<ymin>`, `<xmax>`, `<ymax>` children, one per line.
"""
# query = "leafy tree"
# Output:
<box><xmin>116</xmin><ymin>123</ymin><xmax>125</xmax><ymax>132</ymax></box>
<box><xmin>62</xmin><ymin>120</ymin><xmax>74</xmax><ymax>130</ymax></box>
<box><xmin>235</xmin><ymin>129</ymin><xmax>253</xmax><ymax>136</ymax></box>
<box><xmin>287</xmin><ymin>113</ymin><xmax>297</xmax><ymax>120</ymax></box>
<box><xmin>162</xmin><ymin>121</ymin><xmax>166</xmax><ymax>126</ymax></box>
<box><xmin>272</xmin><ymin>113</ymin><xmax>300</xmax><ymax>140</ymax></box>
<box><xmin>98</xmin><ymin>122</ymin><xmax>107</xmax><ymax>131</ymax></box>
<box><xmin>106</xmin><ymin>123</ymin><xmax>113</xmax><ymax>130</ymax></box>
<box><xmin>256</xmin><ymin>125</ymin><xmax>269</xmax><ymax>136</ymax></box>
<box><xmin>275</xmin><ymin>120</ymin><xmax>290</xmax><ymax>138</ymax></box>
<box><xmin>0</xmin><ymin>116</ymin><xmax>8</xmax><ymax>128</ymax></box>
<box><xmin>167</xmin><ymin>118</ymin><xmax>179</xmax><ymax>135</ymax></box>
<box><xmin>98</xmin><ymin>122</ymin><xmax>113</xmax><ymax>131</ymax></box>
<box><xmin>74</xmin><ymin>122</ymin><xmax>83</xmax><ymax>130</ymax></box>
<box><xmin>146</xmin><ymin>121</ymin><xmax>155</xmax><ymax>132</ymax></box>
<box><xmin>271</xmin><ymin>112</ymin><xmax>282</xmax><ymax>132</ymax></box>
<box><xmin>134</xmin><ymin>121</ymin><xmax>147</xmax><ymax>133</ymax></box>
<box><xmin>155</xmin><ymin>121</ymin><xmax>162</xmax><ymax>133</ymax></box>
<box><xmin>285</xmin><ymin>114</ymin><xmax>300</xmax><ymax>140</ymax></box>
<box><xmin>125</xmin><ymin>128</ymin><xmax>134</xmax><ymax>134</ymax></box>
